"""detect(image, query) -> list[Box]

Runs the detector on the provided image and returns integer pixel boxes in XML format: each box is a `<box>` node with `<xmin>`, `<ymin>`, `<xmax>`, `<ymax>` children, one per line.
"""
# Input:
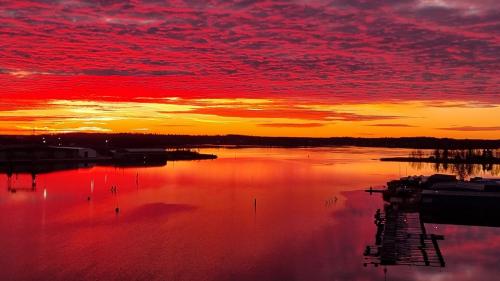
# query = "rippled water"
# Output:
<box><xmin>1</xmin><ymin>147</ymin><xmax>499</xmax><ymax>281</ymax></box>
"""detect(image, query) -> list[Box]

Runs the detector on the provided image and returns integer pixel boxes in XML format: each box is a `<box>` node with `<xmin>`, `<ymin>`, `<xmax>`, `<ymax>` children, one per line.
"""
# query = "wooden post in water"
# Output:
<box><xmin>31</xmin><ymin>172</ymin><xmax>36</xmax><ymax>191</ymax></box>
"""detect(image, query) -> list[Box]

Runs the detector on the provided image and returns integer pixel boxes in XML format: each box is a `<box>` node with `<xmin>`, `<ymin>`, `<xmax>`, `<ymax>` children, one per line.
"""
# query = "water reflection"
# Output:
<box><xmin>1</xmin><ymin>160</ymin><xmax>168</xmax><ymax>194</ymax></box>
<box><xmin>6</xmin><ymin>172</ymin><xmax>37</xmax><ymax>193</ymax></box>
<box><xmin>1</xmin><ymin>147</ymin><xmax>500</xmax><ymax>281</ymax></box>
<box><xmin>406</xmin><ymin>149</ymin><xmax>500</xmax><ymax>178</ymax></box>
<box><xmin>408</xmin><ymin>160</ymin><xmax>500</xmax><ymax>179</ymax></box>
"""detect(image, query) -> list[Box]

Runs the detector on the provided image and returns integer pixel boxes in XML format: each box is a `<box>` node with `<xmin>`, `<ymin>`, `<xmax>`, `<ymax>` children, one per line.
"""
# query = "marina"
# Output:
<box><xmin>365</xmin><ymin>173</ymin><xmax>500</xmax><ymax>272</ymax></box>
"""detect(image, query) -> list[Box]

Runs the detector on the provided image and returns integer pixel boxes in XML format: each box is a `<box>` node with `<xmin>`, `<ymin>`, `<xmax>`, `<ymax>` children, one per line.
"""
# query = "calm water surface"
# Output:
<box><xmin>1</xmin><ymin>147</ymin><xmax>499</xmax><ymax>281</ymax></box>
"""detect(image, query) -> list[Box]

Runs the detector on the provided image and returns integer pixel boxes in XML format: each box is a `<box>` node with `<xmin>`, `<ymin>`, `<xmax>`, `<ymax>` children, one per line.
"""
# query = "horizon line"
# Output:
<box><xmin>1</xmin><ymin>132</ymin><xmax>499</xmax><ymax>142</ymax></box>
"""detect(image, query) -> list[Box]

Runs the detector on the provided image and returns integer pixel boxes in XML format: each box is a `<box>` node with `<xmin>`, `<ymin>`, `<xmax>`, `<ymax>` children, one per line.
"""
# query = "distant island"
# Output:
<box><xmin>0</xmin><ymin>133</ymin><xmax>499</xmax><ymax>149</ymax></box>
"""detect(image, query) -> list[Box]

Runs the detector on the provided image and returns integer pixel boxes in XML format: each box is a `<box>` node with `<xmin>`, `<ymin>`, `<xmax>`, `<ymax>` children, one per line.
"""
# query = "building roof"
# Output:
<box><xmin>49</xmin><ymin>146</ymin><xmax>95</xmax><ymax>151</ymax></box>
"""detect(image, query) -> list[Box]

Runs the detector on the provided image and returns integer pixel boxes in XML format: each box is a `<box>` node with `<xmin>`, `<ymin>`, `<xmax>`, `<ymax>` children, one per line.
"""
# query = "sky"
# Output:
<box><xmin>0</xmin><ymin>0</ymin><xmax>499</xmax><ymax>138</ymax></box>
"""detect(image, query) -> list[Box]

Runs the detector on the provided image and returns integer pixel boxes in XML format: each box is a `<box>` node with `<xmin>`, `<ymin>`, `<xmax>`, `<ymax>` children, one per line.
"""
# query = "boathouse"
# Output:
<box><xmin>0</xmin><ymin>145</ymin><xmax>98</xmax><ymax>161</ymax></box>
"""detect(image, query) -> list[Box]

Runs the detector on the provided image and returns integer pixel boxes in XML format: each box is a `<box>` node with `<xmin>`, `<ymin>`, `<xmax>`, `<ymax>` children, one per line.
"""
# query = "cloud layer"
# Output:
<box><xmin>1</xmin><ymin>0</ymin><xmax>499</xmax><ymax>100</ymax></box>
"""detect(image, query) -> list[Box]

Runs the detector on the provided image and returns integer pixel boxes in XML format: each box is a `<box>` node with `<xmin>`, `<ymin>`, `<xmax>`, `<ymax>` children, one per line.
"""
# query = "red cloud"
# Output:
<box><xmin>0</xmin><ymin>0</ymin><xmax>498</xmax><ymax>106</ymax></box>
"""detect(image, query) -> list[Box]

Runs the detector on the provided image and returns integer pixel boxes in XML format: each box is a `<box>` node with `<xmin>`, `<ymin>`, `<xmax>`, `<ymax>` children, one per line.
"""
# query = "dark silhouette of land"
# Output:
<box><xmin>0</xmin><ymin>138</ymin><xmax>217</xmax><ymax>174</ymax></box>
<box><xmin>381</xmin><ymin>148</ymin><xmax>500</xmax><ymax>178</ymax></box>
<box><xmin>1</xmin><ymin>133</ymin><xmax>499</xmax><ymax>149</ymax></box>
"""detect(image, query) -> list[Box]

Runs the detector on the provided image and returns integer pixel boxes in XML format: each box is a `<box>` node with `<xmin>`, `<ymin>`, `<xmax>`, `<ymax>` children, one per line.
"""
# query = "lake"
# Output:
<box><xmin>1</xmin><ymin>147</ymin><xmax>499</xmax><ymax>281</ymax></box>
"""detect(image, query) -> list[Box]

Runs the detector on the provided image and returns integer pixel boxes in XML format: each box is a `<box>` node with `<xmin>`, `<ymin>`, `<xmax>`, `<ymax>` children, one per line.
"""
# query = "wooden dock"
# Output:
<box><xmin>364</xmin><ymin>206</ymin><xmax>445</xmax><ymax>268</ymax></box>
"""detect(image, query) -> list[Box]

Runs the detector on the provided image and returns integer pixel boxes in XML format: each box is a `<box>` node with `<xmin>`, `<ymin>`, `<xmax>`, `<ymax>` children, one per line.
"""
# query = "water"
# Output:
<box><xmin>0</xmin><ymin>147</ymin><xmax>499</xmax><ymax>281</ymax></box>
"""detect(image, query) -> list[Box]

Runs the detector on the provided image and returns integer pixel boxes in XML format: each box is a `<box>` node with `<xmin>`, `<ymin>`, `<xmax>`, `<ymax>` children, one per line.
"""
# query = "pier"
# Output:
<box><xmin>364</xmin><ymin>205</ymin><xmax>445</xmax><ymax>268</ymax></box>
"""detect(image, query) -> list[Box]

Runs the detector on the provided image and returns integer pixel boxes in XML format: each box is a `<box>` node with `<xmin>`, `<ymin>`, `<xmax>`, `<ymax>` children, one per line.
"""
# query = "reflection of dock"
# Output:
<box><xmin>6</xmin><ymin>172</ymin><xmax>37</xmax><ymax>193</ymax></box>
<box><xmin>364</xmin><ymin>206</ymin><xmax>445</xmax><ymax>268</ymax></box>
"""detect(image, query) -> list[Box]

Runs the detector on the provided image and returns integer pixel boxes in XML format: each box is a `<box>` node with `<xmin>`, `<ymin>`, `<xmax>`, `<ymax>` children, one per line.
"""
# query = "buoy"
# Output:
<box><xmin>87</xmin><ymin>196</ymin><xmax>91</xmax><ymax>201</ymax></box>
<box><xmin>115</xmin><ymin>207</ymin><xmax>120</xmax><ymax>213</ymax></box>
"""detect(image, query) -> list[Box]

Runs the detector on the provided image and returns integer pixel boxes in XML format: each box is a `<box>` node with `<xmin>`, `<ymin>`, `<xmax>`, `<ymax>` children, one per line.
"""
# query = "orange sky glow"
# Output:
<box><xmin>1</xmin><ymin>78</ymin><xmax>499</xmax><ymax>138</ymax></box>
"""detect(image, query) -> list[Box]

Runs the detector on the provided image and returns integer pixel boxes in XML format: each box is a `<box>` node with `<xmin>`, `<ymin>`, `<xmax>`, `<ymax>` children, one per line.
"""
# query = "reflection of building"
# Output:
<box><xmin>0</xmin><ymin>145</ymin><xmax>98</xmax><ymax>193</ymax></box>
<box><xmin>0</xmin><ymin>145</ymin><xmax>98</xmax><ymax>161</ymax></box>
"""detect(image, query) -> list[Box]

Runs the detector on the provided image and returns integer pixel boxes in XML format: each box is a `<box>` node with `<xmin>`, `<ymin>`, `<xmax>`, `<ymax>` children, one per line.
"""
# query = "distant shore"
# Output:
<box><xmin>1</xmin><ymin>133</ymin><xmax>499</xmax><ymax>149</ymax></box>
